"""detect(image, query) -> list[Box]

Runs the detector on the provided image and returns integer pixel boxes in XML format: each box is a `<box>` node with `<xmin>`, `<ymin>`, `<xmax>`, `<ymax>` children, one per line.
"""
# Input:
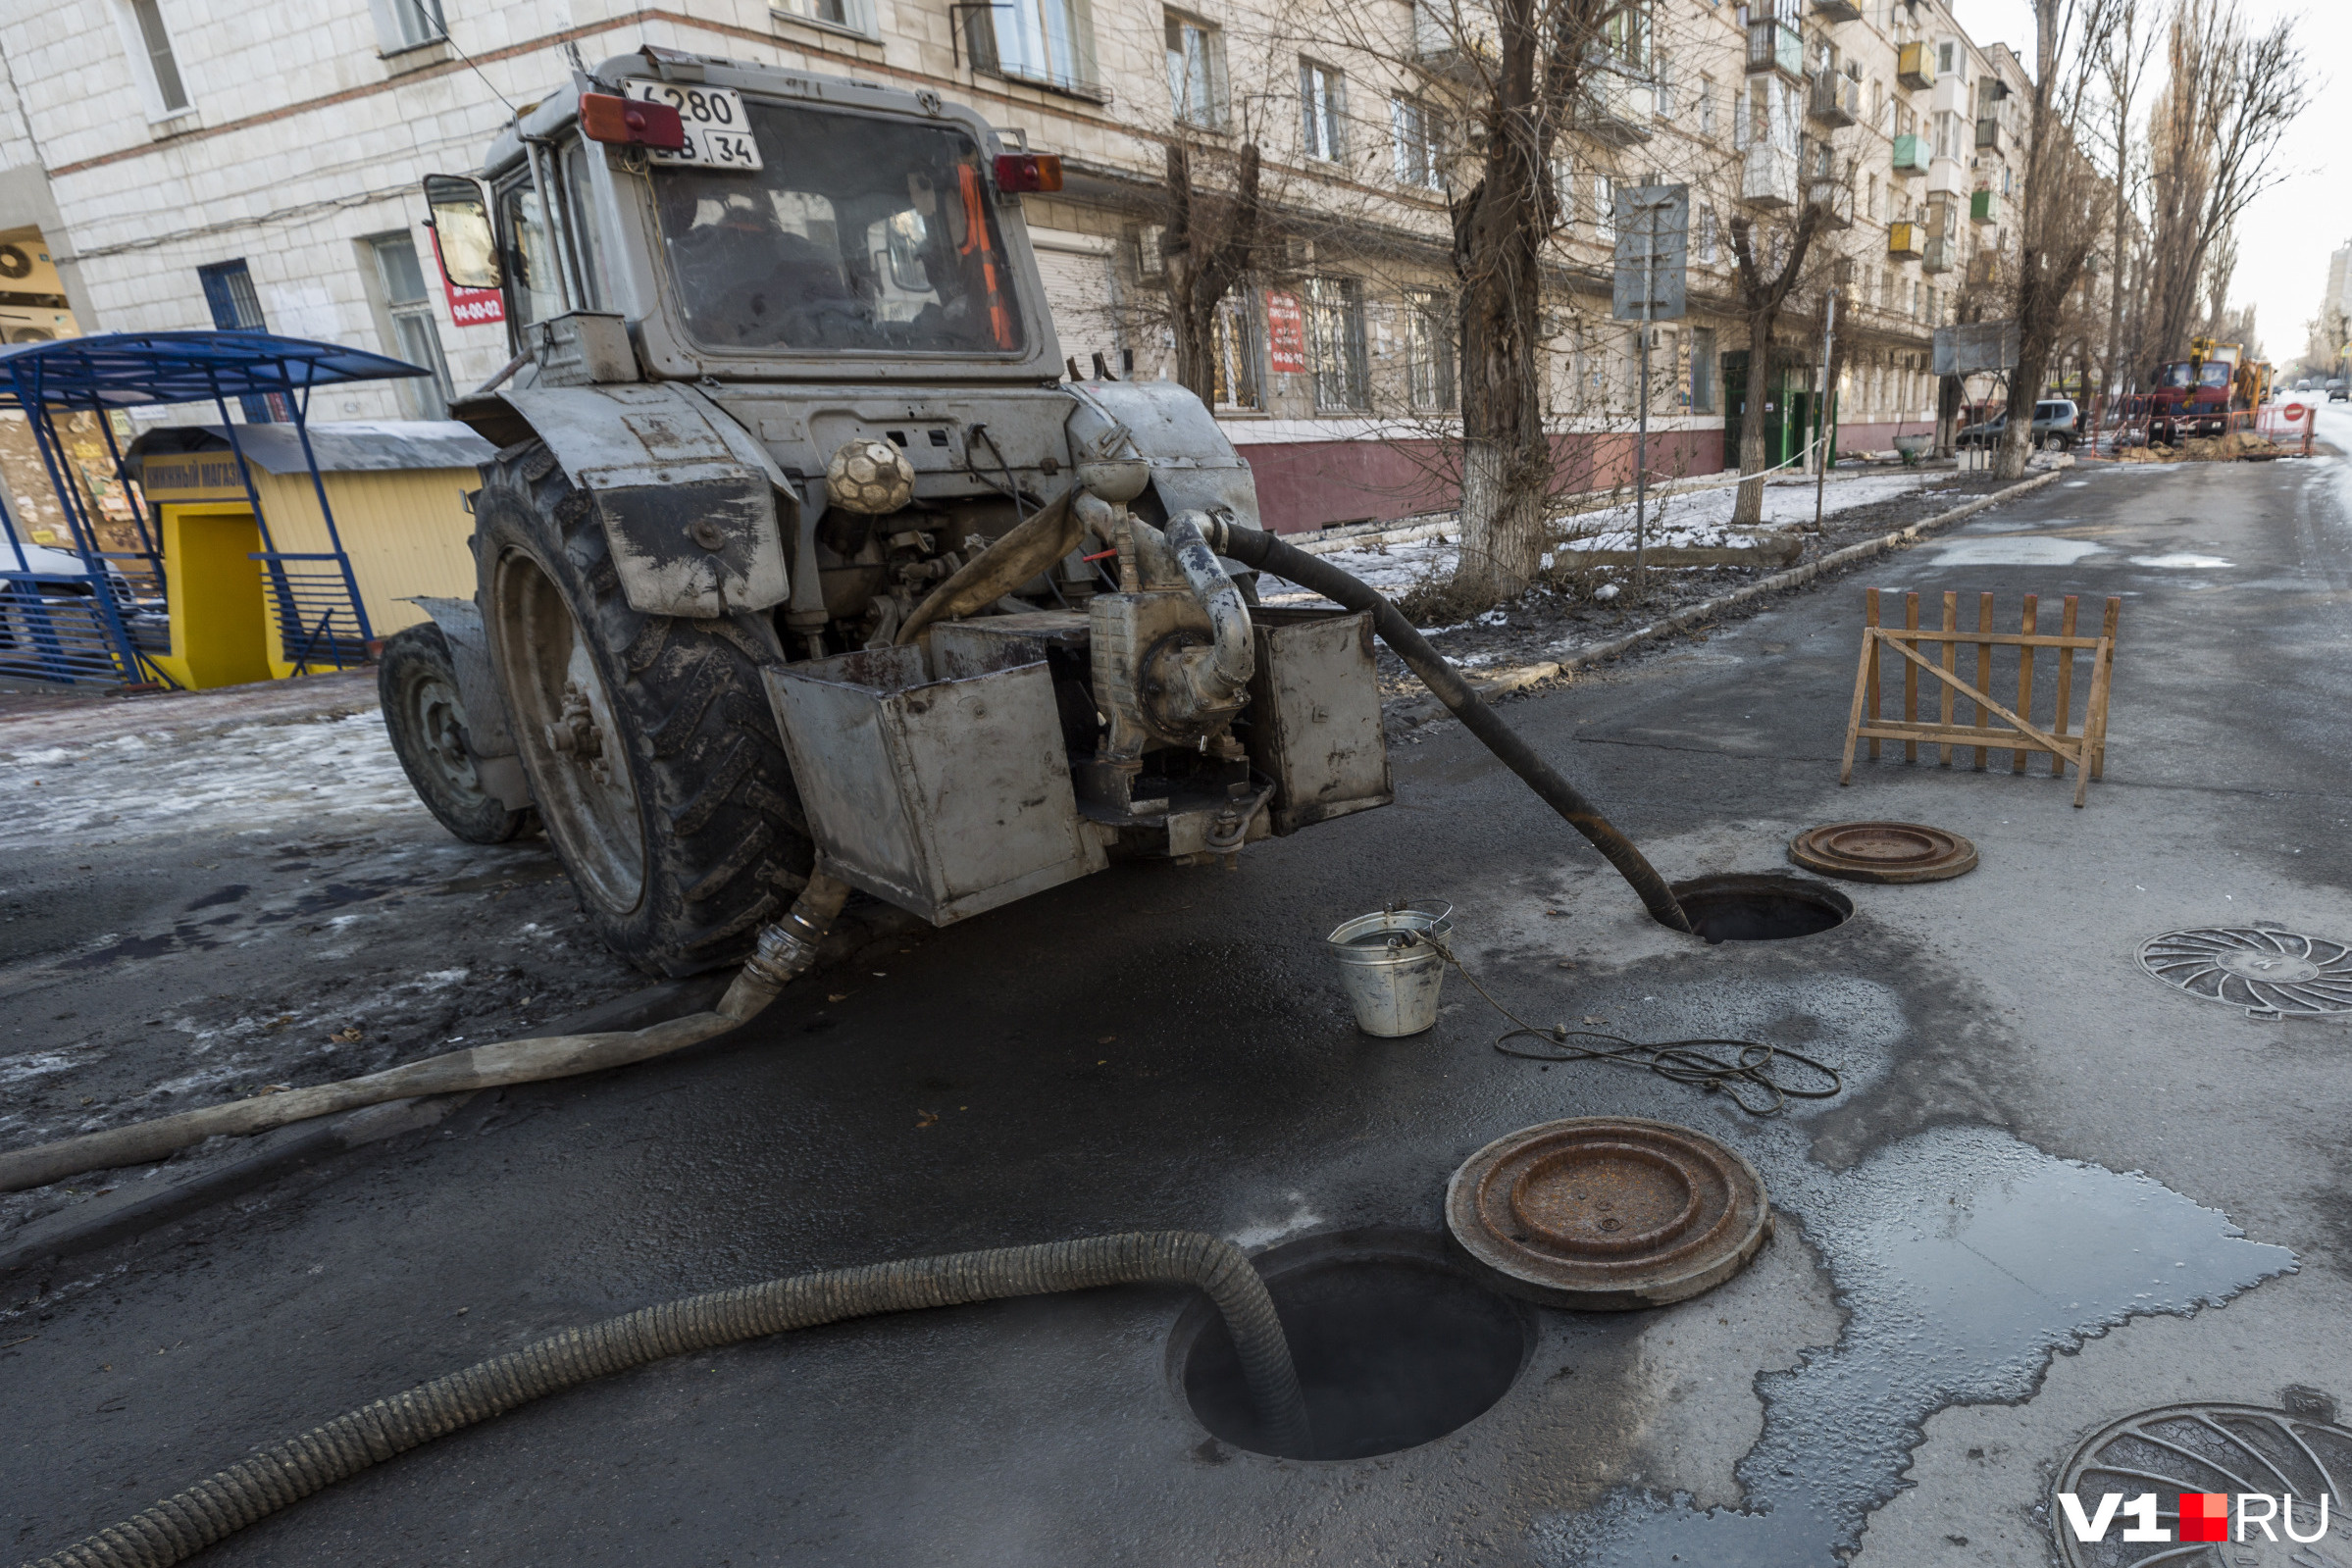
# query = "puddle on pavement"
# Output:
<box><xmin>1539</xmin><ymin>1125</ymin><xmax>2294</xmax><ymax>1567</ymax></box>
<box><xmin>1926</xmin><ymin>537</ymin><xmax>2111</xmax><ymax>567</ymax></box>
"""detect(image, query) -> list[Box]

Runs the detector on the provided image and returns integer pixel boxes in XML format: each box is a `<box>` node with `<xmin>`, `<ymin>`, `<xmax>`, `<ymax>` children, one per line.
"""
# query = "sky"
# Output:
<box><xmin>1948</xmin><ymin>0</ymin><xmax>2345</xmax><ymax>366</ymax></box>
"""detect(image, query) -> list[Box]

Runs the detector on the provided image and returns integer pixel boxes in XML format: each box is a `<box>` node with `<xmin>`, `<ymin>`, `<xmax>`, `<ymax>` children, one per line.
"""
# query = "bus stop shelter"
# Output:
<box><xmin>0</xmin><ymin>330</ymin><xmax>430</xmax><ymax>689</ymax></box>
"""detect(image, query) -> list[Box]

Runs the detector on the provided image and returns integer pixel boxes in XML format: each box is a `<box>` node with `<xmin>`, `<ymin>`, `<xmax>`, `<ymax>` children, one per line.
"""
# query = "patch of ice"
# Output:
<box><xmin>2130</xmin><ymin>552</ymin><xmax>2231</xmax><ymax>569</ymax></box>
<box><xmin>1924</xmin><ymin>536</ymin><xmax>2109</xmax><ymax>567</ymax></box>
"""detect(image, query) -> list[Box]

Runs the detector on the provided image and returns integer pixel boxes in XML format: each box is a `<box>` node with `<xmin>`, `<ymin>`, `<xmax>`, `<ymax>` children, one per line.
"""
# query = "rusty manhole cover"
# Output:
<box><xmin>2138</xmin><ymin>926</ymin><xmax>2352</xmax><ymax>1019</ymax></box>
<box><xmin>2051</xmin><ymin>1400</ymin><xmax>2352</xmax><ymax>1565</ymax></box>
<box><xmin>1788</xmin><ymin>821</ymin><xmax>1977</xmax><ymax>884</ymax></box>
<box><xmin>1445</xmin><ymin>1117</ymin><xmax>1769</xmax><ymax>1310</ymax></box>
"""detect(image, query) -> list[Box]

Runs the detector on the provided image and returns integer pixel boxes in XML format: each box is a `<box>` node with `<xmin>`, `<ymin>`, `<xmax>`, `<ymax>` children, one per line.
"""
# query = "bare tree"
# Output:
<box><xmin>1726</xmin><ymin>207</ymin><xmax>1831</xmax><ymax>522</ymax></box>
<box><xmin>1159</xmin><ymin>141</ymin><xmax>1265</xmax><ymax>405</ymax></box>
<box><xmin>1437</xmin><ymin>0</ymin><xmax>1635</xmax><ymax>604</ymax></box>
<box><xmin>2095</xmin><ymin>0</ymin><xmax>2159</xmax><ymax>406</ymax></box>
<box><xmin>2140</xmin><ymin>2</ymin><xmax>2309</xmax><ymax>373</ymax></box>
<box><xmin>1991</xmin><ymin>0</ymin><xmax>2125</xmax><ymax>477</ymax></box>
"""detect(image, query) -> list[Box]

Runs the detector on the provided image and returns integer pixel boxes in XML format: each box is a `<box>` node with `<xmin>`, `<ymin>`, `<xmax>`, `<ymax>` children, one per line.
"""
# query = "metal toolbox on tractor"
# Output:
<box><xmin>763</xmin><ymin>642</ymin><xmax>1106</xmax><ymax>925</ymax></box>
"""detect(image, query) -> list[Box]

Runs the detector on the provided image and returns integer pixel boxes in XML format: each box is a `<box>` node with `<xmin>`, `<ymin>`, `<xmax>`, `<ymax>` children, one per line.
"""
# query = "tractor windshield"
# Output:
<box><xmin>650</xmin><ymin>102</ymin><xmax>1026</xmax><ymax>356</ymax></box>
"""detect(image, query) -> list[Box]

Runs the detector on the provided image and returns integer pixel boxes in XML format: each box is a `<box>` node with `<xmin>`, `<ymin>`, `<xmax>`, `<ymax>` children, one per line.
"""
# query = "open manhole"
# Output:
<box><xmin>1173</xmin><ymin>1228</ymin><xmax>1533</xmax><ymax>1461</ymax></box>
<box><xmin>1446</xmin><ymin>1117</ymin><xmax>1770</xmax><ymax>1311</ymax></box>
<box><xmin>2137</xmin><ymin>925</ymin><xmax>2352</xmax><ymax>1018</ymax></box>
<box><xmin>2051</xmin><ymin>1400</ymin><xmax>2352</xmax><ymax>1565</ymax></box>
<box><xmin>1670</xmin><ymin>872</ymin><xmax>1853</xmax><ymax>943</ymax></box>
<box><xmin>1788</xmin><ymin>821</ymin><xmax>1977</xmax><ymax>885</ymax></box>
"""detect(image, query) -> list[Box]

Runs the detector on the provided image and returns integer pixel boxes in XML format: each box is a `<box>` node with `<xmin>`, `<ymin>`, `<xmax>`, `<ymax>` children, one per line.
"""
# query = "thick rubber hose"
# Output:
<box><xmin>895</xmin><ymin>486</ymin><xmax>1080</xmax><ymax>645</ymax></box>
<box><xmin>23</xmin><ymin>1232</ymin><xmax>1309</xmax><ymax>1568</ymax></box>
<box><xmin>1214</xmin><ymin>523</ymin><xmax>1692</xmax><ymax>934</ymax></box>
<box><xmin>0</xmin><ymin>877</ymin><xmax>853</xmax><ymax>1194</ymax></box>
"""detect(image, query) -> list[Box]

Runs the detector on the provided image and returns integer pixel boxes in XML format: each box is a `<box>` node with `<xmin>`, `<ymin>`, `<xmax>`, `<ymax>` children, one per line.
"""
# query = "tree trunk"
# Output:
<box><xmin>1445</xmin><ymin>0</ymin><xmax>1559</xmax><ymax>607</ymax></box>
<box><xmin>1161</xmin><ymin>142</ymin><xmax>1261</xmax><ymax>410</ymax></box>
<box><xmin>1733</xmin><ymin>320</ymin><xmax>1772</xmax><ymax>524</ymax></box>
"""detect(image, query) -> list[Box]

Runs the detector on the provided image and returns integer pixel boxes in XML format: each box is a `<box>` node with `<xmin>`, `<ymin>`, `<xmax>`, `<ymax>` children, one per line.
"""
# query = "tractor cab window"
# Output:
<box><xmin>499</xmin><ymin>177</ymin><xmax>565</xmax><ymax>328</ymax></box>
<box><xmin>649</xmin><ymin>101</ymin><xmax>1026</xmax><ymax>355</ymax></box>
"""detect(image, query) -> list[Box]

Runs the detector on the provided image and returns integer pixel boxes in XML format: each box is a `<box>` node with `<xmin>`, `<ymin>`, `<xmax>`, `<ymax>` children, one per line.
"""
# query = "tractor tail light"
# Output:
<box><xmin>993</xmin><ymin>153</ymin><xmax>1064</xmax><ymax>193</ymax></box>
<box><xmin>580</xmin><ymin>93</ymin><xmax>687</xmax><ymax>151</ymax></box>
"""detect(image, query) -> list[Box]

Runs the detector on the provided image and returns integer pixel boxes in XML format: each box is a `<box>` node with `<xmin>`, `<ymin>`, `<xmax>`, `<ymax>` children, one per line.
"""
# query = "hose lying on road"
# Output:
<box><xmin>1208</xmin><ymin>520</ymin><xmax>1693</xmax><ymax>935</ymax></box>
<box><xmin>0</xmin><ymin>875</ymin><xmax>854</xmax><ymax>1195</ymax></box>
<box><xmin>22</xmin><ymin>1231</ymin><xmax>1310</xmax><ymax>1568</ymax></box>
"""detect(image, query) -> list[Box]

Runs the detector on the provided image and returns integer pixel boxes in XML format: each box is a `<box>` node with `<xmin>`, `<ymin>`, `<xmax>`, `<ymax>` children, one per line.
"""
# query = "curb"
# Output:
<box><xmin>1380</xmin><ymin>464</ymin><xmax>2072</xmax><ymax>731</ymax></box>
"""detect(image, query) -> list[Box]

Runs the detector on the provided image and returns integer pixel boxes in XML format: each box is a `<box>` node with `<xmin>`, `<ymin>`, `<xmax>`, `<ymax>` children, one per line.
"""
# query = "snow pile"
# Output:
<box><xmin>1260</xmin><ymin>473</ymin><xmax>1957</xmax><ymax>608</ymax></box>
<box><xmin>0</xmin><ymin>710</ymin><xmax>423</xmax><ymax>854</ymax></box>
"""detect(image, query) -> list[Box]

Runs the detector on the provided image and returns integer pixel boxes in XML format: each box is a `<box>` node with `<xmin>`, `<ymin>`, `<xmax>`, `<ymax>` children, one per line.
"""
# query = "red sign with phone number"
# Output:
<box><xmin>430</xmin><ymin>227</ymin><xmax>505</xmax><ymax>327</ymax></box>
<box><xmin>1265</xmin><ymin>289</ymin><xmax>1306</xmax><ymax>374</ymax></box>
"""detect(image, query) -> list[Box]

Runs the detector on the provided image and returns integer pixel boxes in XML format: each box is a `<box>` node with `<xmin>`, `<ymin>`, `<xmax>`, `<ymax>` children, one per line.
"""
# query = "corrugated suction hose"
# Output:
<box><xmin>1208</xmin><ymin>521</ymin><xmax>1692</xmax><ymax>934</ymax></box>
<box><xmin>23</xmin><ymin>1231</ymin><xmax>1309</xmax><ymax>1568</ymax></box>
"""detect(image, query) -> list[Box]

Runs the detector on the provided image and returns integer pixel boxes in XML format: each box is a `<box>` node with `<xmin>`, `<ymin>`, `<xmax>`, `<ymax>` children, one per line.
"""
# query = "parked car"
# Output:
<box><xmin>2330</xmin><ymin>379</ymin><xmax>2347</xmax><ymax>402</ymax></box>
<box><xmin>1958</xmin><ymin>399</ymin><xmax>2081</xmax><ymax>451</ymax></box>
<box><xmin>2295</xmin><ymin>378</ymin><xmax>2313</xmax><ymax>392</ymax></box>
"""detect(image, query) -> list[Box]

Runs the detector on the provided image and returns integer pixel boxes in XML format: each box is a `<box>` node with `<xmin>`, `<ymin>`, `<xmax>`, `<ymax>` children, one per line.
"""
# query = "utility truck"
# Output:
<box><xmin>380</xmin><ymin>46</ymin><xmax>1392</xmax><ymax>976</ymax></box>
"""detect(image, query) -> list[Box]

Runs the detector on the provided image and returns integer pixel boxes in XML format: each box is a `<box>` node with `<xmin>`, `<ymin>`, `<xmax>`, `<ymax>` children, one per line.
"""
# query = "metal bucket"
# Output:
<box><xmin>1326</xmin><ymin>904</ymin><xmax>1454</xmax><ymax>1037</ymax></box>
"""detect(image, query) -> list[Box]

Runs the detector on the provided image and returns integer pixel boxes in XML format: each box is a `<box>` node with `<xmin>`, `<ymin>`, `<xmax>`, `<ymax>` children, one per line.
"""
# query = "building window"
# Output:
<box><xmin>1596</xmin><ymin>176</ymin><xmax>1617</xmax><ymax>241</ymax></box>
<box><xmin>1696</xmin><ymin>206</ymin><xmax>1717</xmax><ymax>264</ymax></box>
<box><xmin>968</xmin><ymin>0</ymin><xmax>1101</xmax><ymax>97</ymax></box>
<box><xmin>1699</xmin><ymin>76</ymin><xmax>1716</xmax><ymax>139</ymax></box>
<box><xmin>1304</xmin><ymin>275</ymin><xmax>1368</xmax><ymax>411</ymax></box>
<box><xmin>1405</xmin><ymin>288</ymin><xmax>1456</xmax><ymax>412</ymax></box>
<box><xmin>775</xmin><ymin>0</ymin><xmax>881</xmax><ymax>38</ymax></box>
<box><xmin>1390</xmin><ymin>97</ymin><xmax>1445</xmax><ymax>189</ymax></box>
<box><xmin>364</xmin><ymin>231</ymin><xmax>453</xmax><ymax>421</ymax></box>
<box><xmin>1654</xmin><ymin>52</ymin><xmax>1674</xmax><ymax>119</ymax></box>
<box><xmin>196</xmin><ymin>260</ymin><xmax>281</xmax><ymax>422</ymax></box>
<box><xmin>370</xmin><ymin>0</ymin><xmax>446</xmax><ymax>52</ymax></box>
<box><xmin>1300</xmin><ymin>60</ymin><xmax>1346</xmax><ymax>163</ymax></box>
<box><xmin>1212</xmin><ymin>289</ymin><xmax>1261</xmax><ymax>411</ymax></box>
<box><xmin>1690</xmin><ymin>326</ymin><xmax>1715</xmax><ymax>413</ymax></box>
<box><xmin>1550</xmin><ymin>157</ymin><xmax>1575</xmax><ymax>226</ymax></box>
<box><xmin>1165</xmin><ymin>12</ymin><xmax>1226</xmax><ymax>129</ymax></box>
<box><xmin>123</xmin><ymin>0</ymin><xmax>190</xmax><ymax>115</ymax></box>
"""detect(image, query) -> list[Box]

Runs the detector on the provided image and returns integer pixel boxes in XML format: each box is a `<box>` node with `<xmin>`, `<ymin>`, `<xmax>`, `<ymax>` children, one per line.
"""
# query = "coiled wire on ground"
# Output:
<box><xmin>25</xmin><ymin>1231</ymin><xmax>1309</xmax><ymax>1568</ymax></box>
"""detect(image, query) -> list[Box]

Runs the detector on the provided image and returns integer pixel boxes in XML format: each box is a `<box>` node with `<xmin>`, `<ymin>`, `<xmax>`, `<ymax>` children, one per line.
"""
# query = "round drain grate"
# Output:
<box><xmin>2052</xmin><ymin>1401</ymin><xmax>2352</xmax><ymax>1566</ymax></box>
<box><xmin>1445</xmin><ymin>1117</ymin><xmax>1769</xmax><ymax>1311</ymax></box>
<box><xmin>1787</xmin><ymin>821</ymin><xmax>1977</xmax><ymax>884</ymax></box>
<box><xmin>2137</xmin><ymin>926</ymin><xmax>2352</xmax><ymax>1018</ymax></box>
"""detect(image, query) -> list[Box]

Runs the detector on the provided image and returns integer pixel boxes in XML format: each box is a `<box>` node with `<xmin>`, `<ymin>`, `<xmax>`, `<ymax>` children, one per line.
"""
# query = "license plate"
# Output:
<box><xmin>623</xmin><ymin>81</ymin><xmax>764</xmax><ymax>171</ymax></box>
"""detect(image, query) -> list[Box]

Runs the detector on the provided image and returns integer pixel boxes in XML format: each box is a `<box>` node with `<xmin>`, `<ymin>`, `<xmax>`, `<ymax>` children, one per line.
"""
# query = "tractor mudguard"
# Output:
<box><xmin>496</xmin><ymin>382</ymin><xmax>793</xmax><ymax>618</ymax></box>
<box><xmin>1067</xmin><ymin>379</ymin><xmax>1262</xmax><ymax>527</ymax></box>
<box><xmin>406</xmin><ymin>594</ymin><xmax>533</xmax><ymax>811</ymax></box>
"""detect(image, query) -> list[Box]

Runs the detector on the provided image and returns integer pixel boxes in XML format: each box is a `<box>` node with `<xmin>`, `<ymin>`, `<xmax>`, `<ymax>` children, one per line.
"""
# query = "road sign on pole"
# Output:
<box><xmin>1612</xmin><ymin>184</ymin><xmax>1687</xmax><ymax>587</ymax></box>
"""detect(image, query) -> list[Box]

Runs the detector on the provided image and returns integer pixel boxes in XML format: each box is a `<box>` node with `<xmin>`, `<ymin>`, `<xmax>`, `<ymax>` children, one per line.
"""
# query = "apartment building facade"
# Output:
<box><xmin>0</xmin><ymin>0</ymin><xmax>2036</xmax><ymax>531</ymax></box>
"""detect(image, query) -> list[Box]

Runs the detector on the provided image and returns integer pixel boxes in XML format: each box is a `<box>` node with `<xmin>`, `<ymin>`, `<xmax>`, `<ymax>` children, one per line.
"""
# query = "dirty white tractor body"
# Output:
<box><xmin>382</xmin><ymin>48</ymin><xmax>1391</xmax><ymax>975</ymax></box>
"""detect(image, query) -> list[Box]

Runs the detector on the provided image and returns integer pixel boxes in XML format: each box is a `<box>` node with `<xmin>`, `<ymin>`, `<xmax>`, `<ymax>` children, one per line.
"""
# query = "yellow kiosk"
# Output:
<box><xmin>129</xmin><ymin>422</ymin><xmax>491</xmax><ymax>689</ymax></box>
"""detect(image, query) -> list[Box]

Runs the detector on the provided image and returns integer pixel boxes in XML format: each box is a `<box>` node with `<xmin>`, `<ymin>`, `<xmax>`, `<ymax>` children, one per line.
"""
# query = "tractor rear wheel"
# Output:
<box><xmin>379</xmin><ymin>621</ymin><xmax>536</xmax><ymax>845</ymax></box>
<box><xmin>475</xmin><ymin>440</ymin><xmax>814</xmax><ymax>977</ymax></box>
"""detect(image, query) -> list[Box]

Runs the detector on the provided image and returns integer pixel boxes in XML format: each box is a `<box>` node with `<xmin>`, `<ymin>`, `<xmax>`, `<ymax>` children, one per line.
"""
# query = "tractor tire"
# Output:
<box><xmin>379</xmin><ymin>622</ymin><xmax>536</xmax><ymax>845</ymax></box>
<box><xmin>474</xmin><ymin>439</ymin><xmax>814</xmax><ymax>977</ymax></box>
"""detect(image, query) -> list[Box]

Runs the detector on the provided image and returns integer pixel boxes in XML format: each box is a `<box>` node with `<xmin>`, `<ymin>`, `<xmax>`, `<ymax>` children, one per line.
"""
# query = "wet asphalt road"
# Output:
<box><xmin>8</xmin><ymin>445</ymin><xmax>2352</xmax><ymax>1568</ymax></box>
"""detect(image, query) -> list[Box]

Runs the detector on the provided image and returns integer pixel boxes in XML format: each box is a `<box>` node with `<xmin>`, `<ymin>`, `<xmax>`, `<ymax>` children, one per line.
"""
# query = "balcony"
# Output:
<box><xmin>1922</xmin><ymin>234</ymin><xmax>1952</xmax><ymax>274</ymax></box>
<box><xmin>1746</xmin><ymin>20</ymin><xmax>1803</xmax><ymax>79</ymax></box>
<box><xmin>1571</xmin><ymin>71</ymin><xmax>1656</xmax><ymax>147</ymax></box>
<box><xmin>1897</xmin><ymin>40</ymin><xmax>1935</xmax><ymax>91</ymax></box>
<box><xmin>1742</xmin><ymin>143</ymin><xmax>1800</xmax><ymax>210</ymax></box>
<box><xmin>1808</xmin><ymin>178</ymin><xmax>1855</xmax><ymax>229</ymax></box>
<box><xmin>1974</xmin><ymin>117</ymin><xmax>2001</xmax><ymax>152</ymax></box>
<box><xmin>1970</xmin><ymin>187</ymin><xmax>2000</xmax><ymax>225</ymax></box>
<box><xmin>1968</xmin><ymin>253</ymin><xmax>2001</xmax><ymax>287</ymax></box>
<box><xmin>1809</xmin><ymin>70</ymin><xmax>1859</xmax><ymax>126</ymax></box>
<box><xmin>1811</xmin><ymin>0</ymin><xmax>1864</xmax><ymax>18</ymax></box>
<box><xmin>1891</xmin><ymin>134</ymin><xmax>1928</xmax><ymax>176</ymax></box>
<box><xmin>1888</xmin><ymin>222</ymin><xmax>1924</xmax><ymax>260</ymax></box>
